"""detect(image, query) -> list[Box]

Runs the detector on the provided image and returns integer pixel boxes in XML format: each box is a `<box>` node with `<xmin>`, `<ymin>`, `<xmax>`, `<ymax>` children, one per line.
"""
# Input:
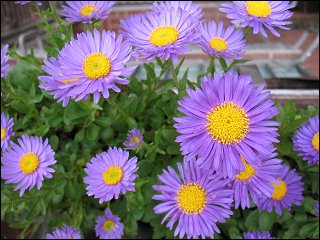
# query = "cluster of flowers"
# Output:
<box><xmin>1</xmin><ymin>1</ymin><xmax>319</xmax><ymax>239</ymax></box>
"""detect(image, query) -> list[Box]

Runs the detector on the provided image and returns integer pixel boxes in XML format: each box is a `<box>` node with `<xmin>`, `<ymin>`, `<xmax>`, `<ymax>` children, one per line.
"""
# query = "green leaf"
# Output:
<box><xmin>175</xmin><ymin>57</ymin><xmax>185</xmax><ymax>75</ymax></box>
<box><xmin>86</xmin><ymin>124</ymin><xmax>101</xmax><ymax>141</ymax></box>
<box><xmin>63</xmin><ymin>102</ymin><xmax>89</xmax><ymax>125</ymax></box>
<box><xmin>258</xmin><ymin>211</ymin><xmax>277</xmax><ymax>231</ymax></box>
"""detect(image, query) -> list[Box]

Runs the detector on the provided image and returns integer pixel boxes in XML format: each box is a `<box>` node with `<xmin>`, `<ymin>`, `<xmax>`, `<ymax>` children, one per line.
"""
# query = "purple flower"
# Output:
<box><xmin>1</xmin><ymin>134</ymin><xmax>56</xmax><ymax>196</ymax></box>
<box><xmin>314</xmin><ymin>200</ymin><xmax>319</xmax><ymax>217</ymax></box>
<box><xmin>123</xmin><ymin>128</ymin><xmax>143</xmax><ymax>150</ymax></box>
<box><xmin>293</xmin><ymin>115</ymin><xmax>319</xmax><ymax>166</ymax></box>
<box><xmin>150</xmin><ymin>1</ymin><xmax>203</xmax><ymax>21</ymax></box>
<box><xmin>231</xmin><ymin>147</ymin><xmax>282</xmax><ymax>209</ymax></box>
<box><xmin>239</xmin><ymin>231</ymin><xmax>275</xmax><ymax>239</ymax></box>
<box><xmin>198</xmin><ymin>20</ymin><xmax>246</xmax><ymax>61</ymax></box>
<box><xmin>153</xmin><ymin>158</ymin><xmax>234</xmax><ymax>239</ymax></box>
<box><xmin>15</xmin><ymin>1</ymin><xmax>42</xmax><ymax>6</ymax></box>
<box><xmin>120</xmin><ymin>7</ymin><xmax>198</xmax><ymax>63</ymax></box>
<box><xmin>46</xmin><ymin>225</ymin><xmax>81</xmax><ymax>239</ymax></box>
<box><xmin>1</xmin><ymin>112</ymin><xmax>14</xmax><ymax>152</ymax></box>
<box><xmin>174</xmin><ymin>72</ymin><xmax>279</xmax><ymax>178</ymax></box>
<box><xmin>95</xmin><ymin>209</ymin><xmax>124</xmax><ymax>239</ymax></box>
<box><xmin>84</xmin><ymin>147</ymin><xmax>138</xmax><ymax>204</ymax></box>
<box><xmin>219</xmin><ymin>1</ymin><xmax>294</xmax><ymax>37</ymax></box>
<box><xmin>256</xmin><ymin>164</ymin><xmax>304</xmax><ymax>216</ymax></box>
<box><xmin>62</xmin><ymin>1</ymin><xmax>115</xmax><ymax>23</ymax></box>
<box><xmin>1</xmin><ymin>44</ymin><xmax>9</xmax><ymax>78</ymax></box>
<box><xmin>39</xmin><ymin>29</ymin><xmax>136</xmax><ymax>106</ymax></box>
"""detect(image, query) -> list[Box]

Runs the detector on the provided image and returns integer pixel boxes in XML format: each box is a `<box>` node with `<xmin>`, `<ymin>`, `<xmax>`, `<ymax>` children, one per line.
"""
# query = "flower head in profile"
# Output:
<box><xmin>84</xmin><ymin>147</ymin><xmax>138</xmax><ymax>204</ymax></box>
<box><xmin>256</xmin><ymin>164</ymin><xmax>304</xmax><ymax>216</ymax></box>
<box><xmin>153</xmin><ymin>158</ymin><xmax>234</xmax><ymax>239</ymax></box>
<box><xmin>1</xmin><ymin>44</ymin><xmax>9</xmax><ymax>78</ymax></box>
<box><xmin>62</xmin><ymin>1</ymin><xmax>115</xmax><ymax>23</ymax></box>
<box><xmin>1</xmin><ymin>112</ymin><xmax>14</xmax><ymax>152</ymax></box>
<box><xmin>219</xmin><ymin>1</ymin><xmax>294</xmax><ymax>37</ymax></box>
<box><xmin>95</xmin><ymin>209</ymin><xmax>124</xmax><ymax>239</ymax></box>
<box><xmin>123</xmin><ymin>128</ymin><xmax>143</xmax><ymax>150</ymax></box>
<box><xmin>293</xmin><ymin>115</ymin><xmax>319</xmax><ymax>166</ymax></box>
<box><xmin>1</xmin><ymin>135</ymin><xmax>56</xmax><ymax>196</ymax></box>
<box><xmin>46</xmin><ymin>225</ymin><xmax>81</xmax><ymax>239</ymax></box>
<box><xmin>120</xmin><ymin>8</ymin><xmax>198</xmax><ymax>62</ymax></box>
<box><xmin>198</xmin><ymin>20</ymin><xmax>246</xmax><ymax>61</ymax></box>
<box><xmin>239</xmin><ymin>231</ymin><xmax>275</xmax><ymax>239</ymax></box>
<box><xmin>174</xmin><ymin>72</ymin><xmax>279</xmax><ymax>178</ymax></box>
<box><xmin>15</xmin><ymin>1</ymin><xmax>42</xmax><ymax>6</ymax></box>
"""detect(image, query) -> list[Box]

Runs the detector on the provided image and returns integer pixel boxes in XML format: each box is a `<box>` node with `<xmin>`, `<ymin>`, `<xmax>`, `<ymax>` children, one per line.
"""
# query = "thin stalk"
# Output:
<box><xmin>244</xmin><ymin>27</ymin><xmax>252</xmax><ymax>40</ymax></box>
<box><xmin>219</xmin><ymin>57</ymin><xmax>229</xmax><ymax>73</ymax></box>
<box><xmin>168</xmin><ymin>59</ymin><xmax>179</xmax><ymax>91</ymax></box>
<box><xmin>206</xmin><ymin>56</ymin><xmax>216</xmax><ymax>76</ymax></box>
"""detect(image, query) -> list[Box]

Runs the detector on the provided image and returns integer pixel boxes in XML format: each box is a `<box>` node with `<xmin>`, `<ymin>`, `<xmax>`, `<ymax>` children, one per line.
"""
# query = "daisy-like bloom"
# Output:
<box><xmin>95</xmin><ymin>209</ymin><xmax>124</xmax><ymax>239</ymax></box>
<box><xmin>62</xmin><ymin>1</ymin><xmax>115</xmax><ymax>23</ymax></box>
<box><xmin>198</xmin><ymin>20</ymin><xmax>246</xmax><ymax>61</ymax></box>
<box><xmin>120</xmin><ymin>7</ymin><xmax>198</xmax><ymax>62</ymax></box>
<box><xmin>119</xmin><ymin>13</ymin><xmax>143</xmax><ymax>40</ymax></box>
<box><xmin>231</xmin><ymin>147</ymin><xmax>282</xmax><ymax>209</ymax></box>
<box><xmin>293</xmin><ymin>115</ymin><xmax>319</xmax><ymax>166</ymax></box>
<box><xmin>123</xmin><ymin>128</ymin><xmax>143</xmax><ymax>150</ymax></box>
<box><xmin>153</xmin><ymin>158</ymin><xmax>234</xmax><ymax>239</ymax></box>
<box><xmin>46</xmin><ymin>225</ymin><xmax>81</xmax><ymax>239</ymax></box>
<box><xmin>174</xmin><ymin>72</ymin><xmax>279</xmax><ymax>178</ymax></box>
<box><xmin>84</xmin><ymin>147</ymin><xmax>138</xmax><ymax>204</ymax></box>
<box><xmin>15</xmin><ymin>1</ymin><xmax>42</xmax><ymax>6</ymax></box>
<box><xmin>1</xmin><ymin>134</ymin><xmax>56</xmax><ymax>196</ymax></box>
<box><xmin>150</xmin><ymin>1</ymin><xmax>203</xmax><ymax>21</ymax></box>
<box><xmin>256</xmin><ymin>164</ymin><xmax>304</xmax><ymax>216</ymax></box>
<box><xmin>51</xmin><ymin>29</ymin><xmax>136</xmax><ymax>105</ymax></box>
<box><xmin>1</xmin><ymin>44</ymin><xmax>9</xmax><ymax>78</ymax></box>
<box><xmin>219</xmin><ymin>1</ymin><xmax>294</xmax><ymax>37</ymax></box>
<box><xmin>1</xmin><ymin>112</ymin><xmax>14</xmax><ymax>152</ymax></box>
<box><xmin>239</xmin><ymin>231</ymin><xmax>275</xmax><ymax>239</ymax></box>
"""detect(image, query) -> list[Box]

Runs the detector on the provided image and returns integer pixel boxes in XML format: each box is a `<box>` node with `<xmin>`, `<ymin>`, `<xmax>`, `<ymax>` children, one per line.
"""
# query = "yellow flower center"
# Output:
<box><xmin>62</xmin><ymin>78</ymin><xmax>80</xmax><ymax>84</ymax></box>
<box><xmin>83</xmin><ymin>53</ymin><xmax>111</xmax><ymax>80</ymax></box>
<box><xmin>149</xmin><ymin>25</ymin><xmax>179</xmax><ymax>47</ymax></box>
<box><xmin>103</xmin><ymin>220</ymin><xmax>115</xmax><ymax>232</ymax></box>
<box><xmin>312</xmin><ymin>132</ymin><xmax>319</xmax><ymax>152</ymax></box>
<box><xmin>271</xmin><ymin>178</ymin><xmax>287</xmax><ymax>200</ymax></box>
<box><xmin>1</xmin><ymin>127</ymin><xmax>6</xmax><ymax>140</ymax></box>
<box><xmin>177</xmin><ymin>183</ymin><xmax>207</xmax><ymax>214</ymax></box>
<box><xmin>102</xmin><ymin>166</ymin><xmax>123</xmax><ymax>185</ymax></box>
<box><xmin>235</xmin><ymin>157</ymin><xmax>256</xmax><ymax>181</ymax></box>
<box><xmin>80</xmin><ymin>4</ymin><xmax>98</xmax><ymax>17</ymax></box>
<box><xmin>206</xmin><ymin>102</ymin><xmax>250</xmax><ymax>145</ymax></box>
<box><xmin>19</xmin><ymin>152</ymin><xmax>40</xmax><ymax>174</ymax></box>
<box><xmin>209</xmin><ymin>37</ymin><xmax>228</xmax><ymax>52</ymax></box>
<box><xmin>246</xmin><ymin>1</ymin><xmax>272</xmax><ymax>18</ymax></box>
<box><xmin>131</xmin><ymin>137</ymin><xmax>140</xmax><ymax>143</ymax></box>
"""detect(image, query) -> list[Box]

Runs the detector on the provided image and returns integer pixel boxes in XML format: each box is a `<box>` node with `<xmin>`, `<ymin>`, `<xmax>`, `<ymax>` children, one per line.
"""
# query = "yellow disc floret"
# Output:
<box><xmin>103</xmin><ymin>220</ymin><xmax>115</xmax><ymax>231</ymax></box>
<box><xmin>209</xmin><ymin>37</ymin><xmax>228</xmax><ymax>52</ymax></box>
<box><xmin>206</xmin><ymin>101</ymin><xmax>250</xmax><ymax>145</ymax></box>
<box><xmin>80</xmin><ymin>4</ymin><xmax>98</xmax><ymax>17</ymax></box>
<box><xmin>83</xmin><ymin>53</ymin><xmax>111</xmax><ymax>80</ymax></box>
<box><xmin>271</xmin><ymin>178</ymin><xmax>287</xmax><ymax>200</ymax></box>
<box><xmin>20</xmin><ymin>152</ymin><xmax>40</xmax><ymax>174</ymax></box>
<box><xmin>177</xmin><ymin>183</ymin><xmax>207</xmax><ymax>214</ymax></box>
<box><xmin>131</xmin><ymin>137</ymin><xmax>140</xmax><ymax>143</ymax></box>
<box><xmin>246</xmin><ymin>1</ymin><xmax>272</xmax><ymax>18</ymax></box>
<box><xmin>1</xmin><ymin>128</ymin><xmax>6</xmax><ymax>140</ymax></box>
<box><xmin>235</xmin><ymin>157</ymin><xmax>256</xmax><ymax>181</ymax></box>
<box><xmin>312</xmin><ymin>132</ymin><xmax>319</xmax><ymax>152</ymax></box>
<box><xmin>149</xmin><ymin>25</ymin><xmax>179</xmax><ymax>47</ymax></box>
<box><xmin>103</xmin><ymin>166</ymin><xmax>124</xmax><ymax>185</ymax></box>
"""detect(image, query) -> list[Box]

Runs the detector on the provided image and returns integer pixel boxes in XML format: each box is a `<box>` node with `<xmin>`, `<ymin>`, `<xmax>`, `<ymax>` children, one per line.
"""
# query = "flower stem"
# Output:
<box><xmin>219</xmin><ymin>57</ymin><xmax>229</xmax><ymax>73</ymax></box>
<box><xmin>244</xmin><ymin>27</ymin><xmax>252</xmax><ymax>40</ymax></box>
<box><xmin>206</xmin><ymin>56</ymin><xmax>216</xmax><ymax>76</ymax></box>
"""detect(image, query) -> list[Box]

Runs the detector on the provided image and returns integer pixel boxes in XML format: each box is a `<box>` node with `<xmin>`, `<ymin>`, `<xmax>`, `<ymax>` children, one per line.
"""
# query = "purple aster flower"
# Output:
<box><xmin>174</xmin><ymin>72</ymin><xmax>280</xmax><ymax>178</ymax></box>
<box><xmin>45</xmin><ymin>29</ymin><xmax>136</xmax><ymax>105</ymax></box>
<box><xmin>84</xmin><ymin>147</ymin><xmax>138</xmax><ymax>204</ymax></box>
<box><xmin>198</xmin><ymin>20</ymin><xmax>246</xmax><ymax>61</ymax></box>
<box><xmin>153</xmin><ymin>158</ymin><xmax>234</xmax><ymax>239</ymax></box>
<box><xmin>1</xmin><ymin>134</ymin><xmax>56</xmax><ymax>196</ymax></box>
<box><xmin>1</xmin><ymin>112</ymin><xmax>14</xmax><ymax>152</ymax></box>
<box><xmin>239</xmin><ymin>231</ymin><xmax>275</xmax><ymax>239</ymax></box>
<box><xmin>15</xmin><ymin>1</ymin><xmax>42</xmax><ymax>6</ymax></box>
<box><xmin>1</xmin><ymin>44</ymin><xmax>9</xmax><ymax>78</ymax></box>
<box><xmin>293</xmin><ymin>115</ymin><xmax>319</xmax><ymax>166</ymax></box>
<box><xmin>314</xmin><ymin>200</ymin><xmax>319</xmax><ymax>217</ymax></box>
<box><xmin>62</xmin><ymin>1</ymin><xmax>115</xmax><ymax>24</ymax></box>
<box><xmin>231</xmin><ymin>147</ymin><xmax>282</xmax><ymax>209</ymax></box>
<box><xmin>95</xmin><ymin>209</ymin><xmax>124</xmax><ymax>239</ymax></box>
<box><xmin>150</xmin><ymin>1</ymin><xmax>203</xmax><ymax>21</ymax></box>
<box><xmin>120</xmin><ymin>7</ymin><xmax>198</xmax><ymax>63</ymax></box>
<box><xmin>46</xmin><ymin>224</ymin><xmax>81</xmax><ymax>239</ymax></box>
<box><xmin>256</xmin><ymin>164</ymin><xmax>304</xmax><ymax>216</ymax></box>
<box><xmin>219</xmin><ymin>1</ymin><xmax>294</xmax><ymax>37</ymax></box>
<box><xmin>123</xmin><ymin>128</ymin><xmax>143</xmax><ymax>150</ymax></box>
